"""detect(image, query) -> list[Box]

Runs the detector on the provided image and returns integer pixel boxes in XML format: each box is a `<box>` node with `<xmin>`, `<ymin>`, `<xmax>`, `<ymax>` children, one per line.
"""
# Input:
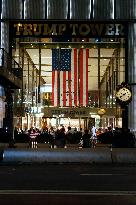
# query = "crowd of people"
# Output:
<box><xmin>14</xmin><ymin>126</ymin><xmax>91</xmax><ymax>148</ymax></box>
<box><xmin>13</xmin><ymin>125</ymin><xmax>136</xmax><ymax>148</ymax></box>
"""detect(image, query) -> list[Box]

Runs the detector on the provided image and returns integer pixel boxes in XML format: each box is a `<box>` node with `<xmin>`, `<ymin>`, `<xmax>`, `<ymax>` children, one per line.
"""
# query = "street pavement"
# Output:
<box><xmin>0</xmin><ymin>142</ymin><xmax>136</xmax><ymax>204</ymax></box>
<box><xmin>0</xmin><ymin>164</ymin><xmax>136</xmax><ymax>204</ymax></box>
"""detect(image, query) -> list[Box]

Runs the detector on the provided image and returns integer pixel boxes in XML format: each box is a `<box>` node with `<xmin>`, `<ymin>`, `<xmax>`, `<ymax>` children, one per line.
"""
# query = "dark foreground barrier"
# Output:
<box><xmin>111</xmin><ymin>148</ymin><xmax>136</xmax><ymax>163</ymax></box>
<box><xmin>2</xmin><ymin>148</ymin><xmax>111</xmax><ymax>163</ymax></box>
<box><xmin>1</xmin><ymin>148</ymin><xmax>136</xmax><ymax>164</ymax></box>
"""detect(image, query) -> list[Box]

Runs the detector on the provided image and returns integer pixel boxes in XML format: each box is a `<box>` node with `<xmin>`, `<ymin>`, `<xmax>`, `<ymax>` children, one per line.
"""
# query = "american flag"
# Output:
<box><xmin>52</xmin><ymin>48</ymin><xmax>89</xmax><ymax>107</ymax></box>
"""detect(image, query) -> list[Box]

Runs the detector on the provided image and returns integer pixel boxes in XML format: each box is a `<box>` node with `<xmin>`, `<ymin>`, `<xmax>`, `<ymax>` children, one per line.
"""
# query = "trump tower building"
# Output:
<box><xmin>0</xmin><ymin>0</ymin><xmax>136</xmax><ymax>139</ymax></box>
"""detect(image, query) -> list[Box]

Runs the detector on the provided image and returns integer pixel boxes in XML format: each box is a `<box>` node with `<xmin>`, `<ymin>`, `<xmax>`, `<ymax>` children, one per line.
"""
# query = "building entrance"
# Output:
<box><xmin>10</xmin><ymin>22</ymin><xmax>126</xmax><ymax>132</ymax></box>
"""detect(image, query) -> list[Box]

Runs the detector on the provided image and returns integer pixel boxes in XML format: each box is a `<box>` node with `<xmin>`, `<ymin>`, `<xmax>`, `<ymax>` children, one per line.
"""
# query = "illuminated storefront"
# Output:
<box><xmin>9</xmin><ymin>21</ymin><xmax>126</xmax><ymax>131</ymax></box>
<box><xmin>0</xmin><ymin>0</ymin><xmax>136</xmax><ymax>134</ymax></box>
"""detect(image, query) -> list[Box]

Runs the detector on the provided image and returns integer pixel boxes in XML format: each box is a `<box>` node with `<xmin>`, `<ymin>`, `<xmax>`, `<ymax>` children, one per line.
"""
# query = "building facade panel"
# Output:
<box><xmin>92</xmin><ymin>0</ymin><xmax>114</xmax><ymax>20</ymax></box>
<box><xmin>1</xmin><ymin>0</ymin><xmax>136</xmax><ymax>21</ymax></box>
<box><xmin>1</xmin><ymin>22</ymin><xmax>9</xmax><ymax>52</ymax></box>
<box><xmin>70</xmin><ymin>0</ymin><xmax>91</xmax><ymax>19</ymax></box>
<box><xmin>1</xmin><ymin>0</ymin><xmax>23</xmax><ymax>19</ymax></box>
<box><xmin>116</xmin><ymin>0</ymin><xmax>136</xmax><ymax>19</ymax></box>
<box><xmin>47</xmin><ymin>0</ymin><xmax>68</xmax><ymax>19</ymax></box>
<box><xmin>24</xmin><ymin>0</ymin><xmax>46</xmax><ymax>19</ymax></box>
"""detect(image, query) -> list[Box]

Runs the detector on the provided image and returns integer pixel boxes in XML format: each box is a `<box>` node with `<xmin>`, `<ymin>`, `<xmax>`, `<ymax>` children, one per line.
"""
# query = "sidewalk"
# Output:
<box><xmin>0</xmin><ymin>142</ymin><xmax>110</xmax><ymax>149</ymax></box>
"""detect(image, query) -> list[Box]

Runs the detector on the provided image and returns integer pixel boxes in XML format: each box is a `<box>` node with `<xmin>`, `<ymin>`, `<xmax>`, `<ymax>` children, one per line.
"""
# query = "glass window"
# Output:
<box><xmin>12</xmin><ymin>36</ymin><xmax>125</xmax><ymax>129</ymax></box>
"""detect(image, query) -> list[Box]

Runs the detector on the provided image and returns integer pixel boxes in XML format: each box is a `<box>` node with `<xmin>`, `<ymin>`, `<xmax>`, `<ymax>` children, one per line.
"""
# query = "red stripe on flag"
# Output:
<box><xmin>56</xmin><ymin>71</ymin><xmax>59</xmax><ymax>106</ymax></box>
<box><xmin>86</xmin><ymin>49</ymin><xmax>89</xmax><ymax>106</ymax></box>
<box><xmin>68</xmin><ymin>71</ymin><xmax>72</xmax><ymax>107</ymax></box>
<box><xmin>79</xmin><ymin>49</ymin><xmax>83</xmax><ymax>106</ymax></box>
<box><xmin>52</xmin><ymin>71</ymin><xmax>55</xmax><ymax>106</ymax></box>
<box><xmin>74</xmin><ymin>49</ymin><xmax>77</xmax><ymax>106</ymax></box>
<box><xmin>63</xmin><ymin>71</ymin><xmax>66</xmax><ymax>106</ymax></box>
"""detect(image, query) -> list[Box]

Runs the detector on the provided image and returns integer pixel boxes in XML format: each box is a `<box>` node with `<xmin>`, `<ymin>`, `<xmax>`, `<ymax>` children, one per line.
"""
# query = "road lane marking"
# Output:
<box><xmin>80</xmin><ymin>174</ymin><xmax>123</xmax><ymax>176</ymax></box>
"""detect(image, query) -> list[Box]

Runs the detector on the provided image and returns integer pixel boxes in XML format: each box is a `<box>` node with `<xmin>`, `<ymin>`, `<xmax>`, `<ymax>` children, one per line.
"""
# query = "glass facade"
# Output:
<box><xmin>10</xmin><ymin>34</ymin><xmax>125</xmax><ymax>130</ymax></box>
<box><xmin>1</xmin><ymin>0</ymin><xmax>136</xmax><ymax>21</ymax></box>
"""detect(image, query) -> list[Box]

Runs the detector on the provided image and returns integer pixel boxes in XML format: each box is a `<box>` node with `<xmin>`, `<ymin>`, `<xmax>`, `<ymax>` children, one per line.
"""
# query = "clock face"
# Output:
<box><xmin>116</xmin><ymin>87</ymin><xmax>132</xmax><ymax>102</ymax></box>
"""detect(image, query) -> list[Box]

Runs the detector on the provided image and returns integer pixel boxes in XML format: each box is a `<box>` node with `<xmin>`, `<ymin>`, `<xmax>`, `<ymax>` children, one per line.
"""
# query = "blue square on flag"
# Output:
<box><xmin>52</xmin><ymin>49</ymin><xmax>71</xmax><ymax>71</ymax></box>
<box><xmin>52</xmin><ymin>49</ymin><xmax>60</xmax><ymax>71</ymax></box>
<box><xmin>60</xmin><ymin>49</ymin><xmax>71</xmax><ymax>71</ymax></box>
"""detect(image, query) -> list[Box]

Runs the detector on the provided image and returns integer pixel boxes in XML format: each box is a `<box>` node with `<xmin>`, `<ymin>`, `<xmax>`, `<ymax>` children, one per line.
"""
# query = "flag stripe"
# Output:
<box><xmin>79</xmin><ymin>49</ymin><xmax>83</xmax><ymax>106</ymax></box>
<box><xmin>55</xmin><ymin>71</ymin><xmax>58</xmax><ymax>106</ymax></box>
<box><xmin>74</xmin><ymin>49</ymin><xmax>78</xmax><ymax>106</ymax></box>
<box><xmin>52</xmin><ymin>71</ymin><xmax>58</xmax><ymax>106</ymax></box>
<box><xmin>63</xmin><ymin>71</ymin><xmax>66</xmax><ymax>107</ymax></box>
<box><xmin>86</xmin><ymin>49</ymin><xmax>89</xmax><ymax>106</ymax></box>
<box><xmin>83</xmin><ymin>50</ymin><xmax>86</xmax><ymax>106</ymax></box>
<box><xmin>66</xmin><ymin>72</ymin><xmax>69</xmax><ymax>106</ymax></box>
<box><xmin>52</xmin><ymin>71</ymin><xmax>55</xmax><ymax>105</ymax></box>
<box><xmin>68</xmin><ymin>71</ymin><xmax>72</xmax><ymax>107</ymax></box>
<box><xmin>59</xmin><ymin>71</ymin><xmax>63</xmax><ymax>107</ymax></box>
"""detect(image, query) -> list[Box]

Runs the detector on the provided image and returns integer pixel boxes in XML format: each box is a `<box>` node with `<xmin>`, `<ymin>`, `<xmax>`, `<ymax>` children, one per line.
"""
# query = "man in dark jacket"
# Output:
<box><xmin>82</xmin><ymin>129</ymin><xmax>91</xmax><ymax>148</ymax></box>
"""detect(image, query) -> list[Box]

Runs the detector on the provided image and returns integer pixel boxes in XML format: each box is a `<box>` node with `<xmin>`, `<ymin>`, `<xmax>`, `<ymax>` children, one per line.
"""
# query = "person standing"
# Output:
<box><xmin>82</xmin><ymin>129</ymin><xmax>91</xmax><ymax>148</ymax></box>
<box><xmin>91</xmin><ymin>125</ymin><xmax>97</xmax><ymax>148</ymax></box>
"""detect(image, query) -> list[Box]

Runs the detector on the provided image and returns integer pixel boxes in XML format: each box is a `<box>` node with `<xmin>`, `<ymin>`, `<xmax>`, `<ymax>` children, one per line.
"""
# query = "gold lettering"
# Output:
<box><xmin>33</xmin><ymin>24</ymin><xmax>42</xmax><ymax>35</ymax></box>
<box><xmin>14</xmin><ymin>24</ymin><xmax>22</xmax><ymax>35</ymax></box>
<box><xmin>13</xmin><ymin>22</ymin><xmax>125</xmax><ymax>37</ymax></box>
<box><xmin>43</xmin><ymin>24</ymin><xmax>57</xmax><ymax>35</ymax></box>
<box><xmin>90</xmin><ymin>24</ymin><xmax>104</xmax><ymax>35</ymax></box>
<box><xmin>58</xmin><ymin>24</ymin><xmax>66</xmax><ymax>35</ymax></box>
<box><xmin>70</xmin><ymin>24</ymin><xmax>78</xmax><ymax>35</ymax></box>
<box><xmin>79</xmin><ymin>24</ymin><xmax>90</xmax><ymax>36</ymax></box>
<box><xmin>23</xmin><ymin>24</ymin><xmax>33</xmax><ymax>35</ymax></box>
